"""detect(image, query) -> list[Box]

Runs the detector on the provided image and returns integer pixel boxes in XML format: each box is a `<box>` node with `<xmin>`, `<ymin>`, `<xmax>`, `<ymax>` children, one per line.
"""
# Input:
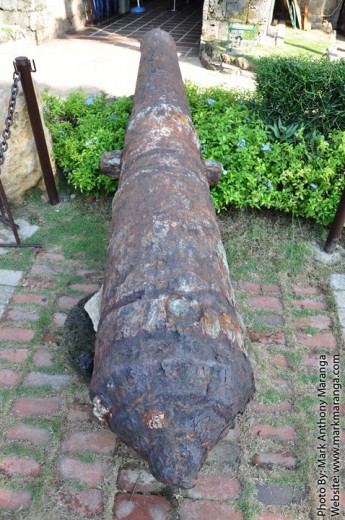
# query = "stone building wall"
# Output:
<box><xmin>0</xmin><ymin>0</ymin><xmax>87</xmax><ymax>44</ymax></box>
<box><xmin>202</xmin><ymin>0</ymin><xmax>273</xmax><ymax>42</ymax></box>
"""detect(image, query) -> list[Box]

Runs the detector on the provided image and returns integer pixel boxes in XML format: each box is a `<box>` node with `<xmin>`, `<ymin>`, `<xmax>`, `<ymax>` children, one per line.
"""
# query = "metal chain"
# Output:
<box><xmin>0</xmin><ymin>71</ymin><xmax>21</xmax><ymax>167</ymax></box>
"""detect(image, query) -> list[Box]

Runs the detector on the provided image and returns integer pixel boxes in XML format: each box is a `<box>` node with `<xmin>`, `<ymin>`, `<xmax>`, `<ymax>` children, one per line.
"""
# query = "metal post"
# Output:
<box><xmin>323</xmin><ymin>187</ymin><xmax>345</xmax><ymax>254</ymax></box>
<box><xmin>14</xmin><ymin>57</ymin><xmax>59</xmax><ymax>206</ymax></box>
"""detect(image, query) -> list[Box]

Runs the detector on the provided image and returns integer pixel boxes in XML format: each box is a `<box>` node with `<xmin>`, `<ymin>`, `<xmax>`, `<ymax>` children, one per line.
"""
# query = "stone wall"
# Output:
<box><xmin>0</xmin><ymin>0</ymin><xmax>87</xmax><ymax>44</ymax></box>
<box><xmin>201</xmin><ymin>0</ymin><xmax>344</xmax><ymax>42</ymax></box>
<box><xmin>0</xmin><ymin>79</ymin><xmax>56</xmax><ymax>205</ymax></box>
<box><xmin>202</xmin><ymin>0</ymin><xmax>274</xmax><ymax>42</ymax></box>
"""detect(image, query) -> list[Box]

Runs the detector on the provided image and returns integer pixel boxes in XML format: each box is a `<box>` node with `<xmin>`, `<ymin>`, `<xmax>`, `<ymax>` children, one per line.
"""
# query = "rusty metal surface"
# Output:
<box><xmin>90</xmin><ymin>28</ymin><xmax>255</xmax><ymax>489</ymax></box>
<box><xmin>14</xmin><ymin>57</ymin><xmax>59</xmax><ymax>206</ymax></box>
<box><xmin>324</xmin><ymin>187</ymin><xmax>345</xmax><ymax>254</ymax></box>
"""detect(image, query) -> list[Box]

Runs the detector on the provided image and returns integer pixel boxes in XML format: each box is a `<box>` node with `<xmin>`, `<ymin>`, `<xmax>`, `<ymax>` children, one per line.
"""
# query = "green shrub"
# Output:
<box><xmin>44</xmin><ymin>86</ymin><xmax>345</xmax><ymax>226</ymax></box>
<box><xmin>255</xmin><ymin>56</ymin><xmax>345</xmax><ymax>135</ymax></box>
<box><xmin>186</xmin><ymin>85</ymin><xmax>345</xmax><ymax>226</ymax></box>
<box><xmin>43</xmin><ymin>91</ymin><xmax>133</xmax><ymax>195</ymax></box>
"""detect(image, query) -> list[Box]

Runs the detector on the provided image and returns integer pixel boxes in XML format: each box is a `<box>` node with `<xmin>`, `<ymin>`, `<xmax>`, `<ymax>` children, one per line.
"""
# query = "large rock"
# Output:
<box><xmin>0</xmin><ymin>77</ymin><xmax>56</xmax><ymax>205</ymax></box>
<box><xmin>64</xmin><ymin>294</ymin><xmax>96</xmax><ymax>383</ymax></box>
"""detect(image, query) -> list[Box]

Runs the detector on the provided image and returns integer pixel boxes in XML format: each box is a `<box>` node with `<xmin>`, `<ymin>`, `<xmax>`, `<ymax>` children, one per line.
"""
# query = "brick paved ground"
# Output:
<box><xmin>0</xmin><ymin>250</ymin><xmax>343</xmax><ymax>519</ymax></box>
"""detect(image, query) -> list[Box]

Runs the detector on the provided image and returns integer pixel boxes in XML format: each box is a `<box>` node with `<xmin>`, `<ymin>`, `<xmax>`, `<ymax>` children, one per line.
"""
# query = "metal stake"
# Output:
<box><xmin>323</xmin><ymin>187</ymin><xmax>345</xmax><ymax>254</ymax></box>
<box><xmin>14</xmin><ymin>57</ymin><xmax>59</xmax><ymax>206</ymax></box>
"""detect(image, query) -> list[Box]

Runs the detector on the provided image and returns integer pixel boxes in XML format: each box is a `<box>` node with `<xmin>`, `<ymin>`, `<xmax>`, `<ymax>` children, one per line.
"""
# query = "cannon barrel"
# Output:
<box><xmin>90</xmin><ymin>28</ymin><xmax>255</xmax><ymax>489</ymax></box>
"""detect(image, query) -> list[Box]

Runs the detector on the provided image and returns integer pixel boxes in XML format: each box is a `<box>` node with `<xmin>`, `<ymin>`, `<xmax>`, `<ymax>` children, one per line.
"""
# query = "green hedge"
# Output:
<box><xmin>255</xmin><ymin>56</ymin><xmax>345</xmax><ymax>135</ymax></box>
<box><xmin>186</xmin><ymin>84</ymin><xmax>345</xmax><ymax>226</ymax></box>
<box><xmin>43</xmin><ymin>83</ymin><xmax>345</xmax><ymax>226</ymax></box>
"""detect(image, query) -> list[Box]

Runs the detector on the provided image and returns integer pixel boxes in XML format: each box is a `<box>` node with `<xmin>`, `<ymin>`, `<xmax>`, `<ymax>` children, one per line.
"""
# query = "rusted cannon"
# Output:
<box><xmin>89</xmin><ymin>28</ymin><xmax>255</xmax><ymax>489</ymax></box>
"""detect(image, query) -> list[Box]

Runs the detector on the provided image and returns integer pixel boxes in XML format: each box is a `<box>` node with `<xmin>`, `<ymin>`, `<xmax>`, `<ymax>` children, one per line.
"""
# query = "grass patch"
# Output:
<box><xmin>1</xmin><ymin>443</ymin><xmax>43</xmax><ymax>462</ymax></box>
<box><xmin>256</xmin><ymin>388</ymin><xmax>289</xmax><ymax>405</ymax></box>
<box><xmin>236</xmin><ymin>481</ymin><xmax>261</xmax><ymax>520</ymax></box>
<box><xmin>14</xmin><ymin>189</ymin><xmax>111</xmax><ymax>266</ymax></box>
<box><xmin>15</xmin><ymin>386</ymin><xmax>54</xmax><ymax>398</ymax></box>
<box><xmin>75</xmin><ymin>453</ymin><xmax>95</xmax><ymax>464</ymax></box>
<box><xmin>219</xmin><ymin>208</ymin><xmax>326</xmax><ymax>285</ymax></box>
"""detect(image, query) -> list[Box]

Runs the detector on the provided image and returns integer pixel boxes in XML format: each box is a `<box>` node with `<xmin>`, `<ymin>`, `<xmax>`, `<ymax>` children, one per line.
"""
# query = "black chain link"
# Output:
<box><xmin>0</xmin><ymin>71</ymin><xmax>21</xmax><ymax>167</ymax></box>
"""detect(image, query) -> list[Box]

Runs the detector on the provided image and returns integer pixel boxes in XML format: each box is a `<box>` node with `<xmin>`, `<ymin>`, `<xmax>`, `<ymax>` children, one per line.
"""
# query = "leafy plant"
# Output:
<box><xmin>43</xmin><ymin>91</ymin><xmax>133</xmax><ymax>195</ymax></box>
<box><xmin>267</xmin><ymin>117</ymin><xmax>300</xmax><ymax>143</ymax></box>
<box><xmin>185</xmin><ymin>84</ymin><xmax>345</xmax><ymax>226</ymax></box>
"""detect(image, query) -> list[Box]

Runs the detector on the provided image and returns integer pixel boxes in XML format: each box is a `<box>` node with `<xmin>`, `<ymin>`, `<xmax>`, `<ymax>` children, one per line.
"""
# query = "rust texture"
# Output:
<box><xmin>90</xmin><ymin>28</ymin><xmax>255</xmax><ymax>489</ymax></box>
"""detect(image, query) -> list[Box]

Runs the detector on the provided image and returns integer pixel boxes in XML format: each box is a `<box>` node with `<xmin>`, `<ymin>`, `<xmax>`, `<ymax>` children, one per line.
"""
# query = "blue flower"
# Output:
<box><xmin>85</xmin><ymin>96</ymin><xmax>95</xmax><ymax>105</ymax></box>
<box><xmin>108</xmin><ymin>114</ymin><xmax>117</xmax><ymax>120</ymax></box>
<box><xmin>261</xmin><ymin>144</ymin><xmax>271</xmax><ymax>152</ymax></box>
<box><xmin>263</xmin><ymin>181</ymin><xmax>273</xmax><ymax>189</ymax></box>
<box><xmin>237</xmin><ymin>139</ymin><xmax>246</xmax><ymax>148</ymax></box>
<box><xmin>58</xmin><ymin>130</ymin><xmax>64</xmax><ymax>136</ymax></box>
<box><xmin>310</xmin><ymin>183</ymin><xmax>318</xmax><ymax>189</ymax></box>
<box><xmin>85</xmin><ymin>140</ymin><xmax>93</xmax><ymax>146</ymax></box>
<box><xmin>205</xmin><ymin>98</ymin><xmax>216</xmax><ymax>105</ymax></box>
<box><xmin>239</xmin><ymin>100</ymin><xmax>244</xmax><ymax>105</ymax></box>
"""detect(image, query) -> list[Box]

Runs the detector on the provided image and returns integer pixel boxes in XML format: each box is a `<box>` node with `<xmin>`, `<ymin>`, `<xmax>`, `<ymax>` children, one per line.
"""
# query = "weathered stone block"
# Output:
<box><xmin>0</xmin><ymin>78</ymin><xmax>56</xmax><ymax>205</ymax></box>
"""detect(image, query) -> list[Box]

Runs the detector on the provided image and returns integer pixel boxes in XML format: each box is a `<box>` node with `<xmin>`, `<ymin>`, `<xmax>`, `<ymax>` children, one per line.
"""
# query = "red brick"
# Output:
<box><xmin>57</xmin><ymin>295</ymin><xmax>82</xmax><ymax>309</ymax></box>
<box><xmin>0</xmin><ymin>348</ymin><xmax>28</xmax><ymax>362</ymax></box>
<box><xmin>262</xmin><ymin>284</ymin><xmax>281</xmax><ymax>293</ymax></box>
<box><xmin>274</xmin><ymin>378</ymin><xmax>288</xmax><ymax>387</ymax></box>
<box><xmin>251</xmin><ymin>424</ymin><xmax>295</xmax><ymax>441</ymax></box>
<box><xmin>21</xmin><ymin>279</ymin><xmax>56</xmax><ymax>289</ymax></box>
<box><xmin>0</xmin><ymin>455</ymin><xmax>42</xmax><ymax>477</ymax></box>
<box><xmin>292</xmin><ymin>286</ymin><xmax>321</xmax><ymax>296</ymax></box>
<box><xmin>56</xmin><ymin>488</ymin><xmax>103</xmax><ymax>518</ymax></box>
<box><xmin>0</xmin><ymin>368</ymin><xmax>19</xmax><ymax>386</ymax></box>
<box><xmin>114</xmin><ymin>494</ymin><xmax>171</xmax><ymax>520</ymax></box>
<box><xmin>293</xmin><ymin>315</ymin><xmax>331</xmax><ymax>330</ymax></box>
<box><xmin>12</xmin><ymin>294</ymin><xmax>48</xmax><ymax>306</ymax></box>
<box><xmin>23</xmin><ymin>372</ymin><xmax>70</xmax><ymax>390</ymax></box>
<box><xmin>36</xmin><ymin>251</ymin><xmax>64</xmax><ymax>261</ymax></box>
<box><xmin>0</xmin><ymin>488</ymin><xmax>31</xmax><ymax>511</ymax></box>
<box><xmin>77</xmin><ymin>269</ymin><xmax>104</xmax><ymax>281</ymax></box>
<box><xmin>70</xmin><ymin>283</ymin><xmax>100</xmax><ymax>293</ymax></box>
<box><xmin>31</xmin><ymin>264</ymin><xmax>62</xmax><ymax>275</ymax></box>
<box><xmin>238</xmin><ymin>282</ymin><xmax>261</xmax><ymax>292</ymax></box>
<box><xmin>247</xmin><ymin>296</ymin><xmax>283</xmax><ymax>312</ymax></box>
<box><xmin>239</xmin><ymin>282</ymin><xmax>280</xmax><ymax>293</ymax></box>
<box><xmin>249</xmin><ymin>331</ymin><xmax>285</xmax><ymax>345</ymax></box>
<box><xmin>251</xmin><ymin>452</ymin><xmax>297</xmax><ymax>469</ymax></box>
<box><xmin>326</xmin><ymin>489</ymin><xmax>345</xmax><ymax>510</ymax></box>
<box><xmin>257</xmin><ymin>514</ymin><xmax>296</xmax><ymax>520</ymax></box>
<box><xmin>297</xmin><ymin>332</ymin><xmax>336</xmax><ymax>350</ymax></box>
<box><xmin>249</xmin><ymin>401</ymin><xmax>292</xmax><ymax>414</ymax></box>
<box><xmin>117</xmin><ymin>466</ymin><xmax>164</xmax><ymax>493</ymax></box>
<box><xmin>53</xmin><ymin>312</ymin><xmax>66</xmax><ymax>326</ymax></box>
<box><xmin>5</xmin><ymin>423</ymin><xmax>50</xmax><ymax>445</ymax></box>
<box><xmin>272</xmin><ymin>355</ymin><xmax>289</xmax><ymax>367</ymax></box>
<box><xmin>13</xmin><ymin>397</ymin><xmax>61</xmax><ymax>417</ymax></box>
<box><xmin>42</xmin><ymin>334</ymin><xmax>59</xmax><ymax>345</ymax></box>
<box><xmin>187</xmin><ymin>474</ymin><xmax>240</xmax><ymax>500</ymax></box>
<box><xmin>67</xmin><ymin>403</ymin><xmax>94</xmax><ymax>422</ymax></box>
<box><xmin>291</xmin><ymin>299</ymin><xmax>326</xmax><ymax>310</ymax></box>
<box><xmin>64</xmin><ymin>430</ymin><xmax>116</xmax><ymax>454</ymax></box>
<box><xmin>60</xmin><ymin>457</ymin><xmax>108</xmax><ymax>486</ymax></box>
<box><xmin>3</xmin><ymin>309</ymin><xmax>39</xmax><ymax>322</ymax></box>
<box><xmin>179</xmin><ymin>499</ymin><xmax>243</xmax><ymax>520</ymax></box>
<box><xmin>33</xmin><ymin>349</ymin><xmax>54</xmax><ymax>367</ymax></box>
<box><xmin>303</xmin><ymin>353</ymin><xmax>334</xmax><ymax>369</ymax></box>
<box><xmin>0</xmin><ymin>327</ymin><xmax>34</xmax><ymax>342</ymax></box>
